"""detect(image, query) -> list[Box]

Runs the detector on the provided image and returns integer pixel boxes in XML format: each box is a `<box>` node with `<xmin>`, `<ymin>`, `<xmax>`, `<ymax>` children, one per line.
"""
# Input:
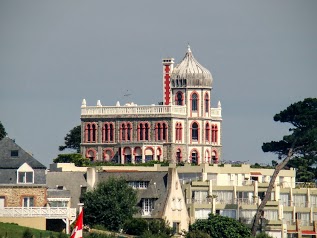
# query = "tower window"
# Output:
<box><xmin>205</xmin><ymin>93</ymin><xmax>209</xmax><ymax>113</ymax></box>
<box><xmin>205</xmin><ymin>123</ymin><xmax>210</xmax><ymax>142</ymax></box>
<box><xmin>192</xmin><ymin>122</ymin><xmax>199</xmax><ymax>141</ymax></box>
<box><xmin>191</xmin><ymin>150</ymin><xmax>198</xmax><ymax>164</ymax></box>
<box><xmin>191</xmin><ymin>93</ymin><xmax>198</xmax><ymax>111</ymax></box>
<box><xmin>176</xmin><ymin>92</ymin><xmax>184</xmax><ymax>105</ymax></box>
<box><xmin>212</xmin><ymin>124</ymin><xmax>218</xmax><ymax>143</ymax></box>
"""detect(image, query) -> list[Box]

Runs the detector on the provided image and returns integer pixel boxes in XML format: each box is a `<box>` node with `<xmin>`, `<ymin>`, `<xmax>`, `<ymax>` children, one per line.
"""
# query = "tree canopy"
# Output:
<box><xmin>251</xmin><ymin>98</ymin><xmax>317</xmax><ymax>236</ymax></box>
<box><xmin>53</xmin><ymin>153</ymin><xmax>91</xmax><ymax>167</ymax></box>
<box><xmin>59</xmin><ymin>125</ymin><xmax>81</xmax><ymax>153</ymax></box>
<box><xmin>0</xmin><ymin>121</ymin><xmax>7</xmax><ymax>140</ymax></box>
<box><xmin>188</xmin><ymin>214</ymin><xmax>251</xmax><ymax>238</ymax></box>
<box><xmin>262</xmin><ymin>98</ymin><xmax>317</xmax><ymax>182</ymax></box>
<box><xmin>81</xmin><ymin>177</ymin><xmax>138</xmax><ymax>232</ymax></box>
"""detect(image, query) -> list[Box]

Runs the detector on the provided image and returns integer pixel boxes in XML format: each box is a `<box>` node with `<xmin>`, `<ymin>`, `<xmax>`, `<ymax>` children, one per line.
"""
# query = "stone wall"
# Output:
<box><xmin>0</xmin><ymin>186</ymin><xmax>47</xmax><ymax>207</ymax></box>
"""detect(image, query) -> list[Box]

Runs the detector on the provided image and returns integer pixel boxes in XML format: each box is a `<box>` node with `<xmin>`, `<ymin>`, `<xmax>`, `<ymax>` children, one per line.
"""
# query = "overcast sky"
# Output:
<box><xmin>0</xmin><ymin>1</ymin><xmax>316</xmax><ymax>167</ymax></box>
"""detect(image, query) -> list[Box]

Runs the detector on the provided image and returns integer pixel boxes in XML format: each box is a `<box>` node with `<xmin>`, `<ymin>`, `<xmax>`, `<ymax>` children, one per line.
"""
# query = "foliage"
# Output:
<box><xmin>53</xmin><ymin>153</ymin><xmax>90</xmax><ymax>166</ymax></box>
<box><xmin>59</xmin><ymin>125</ymin><xmax>81</xmax><ymax>153</ymax></box>
<box><xmin>123</xmin><ymin>218</ymin><xmax>148</xmax><ymax>236</ymax></box>
<box><xmin>0</xmin><ymin>121</ymin><xmax>7</xmax><ymax>140</ymax></box>
<box><xmin>252</xmin><ymin>98</ymin><xmax>317</xmax><ymax>236</ymax></box>
<box><xmin>188</xmin><ymin>214</ymin><xmax>251</xmax><ymax>238</ymax></box>
<box><xmin>81</xmin><ymin>177</ymin><xmax>138</xmax><ymax>232</ymax></box>
<box><xmin>84</xmin><ymin>232</ymin><xmax>116</xmax><ymax>238</ymax></box>
<box><xmin>262</xmin><ymin>98</ymin><xmax>317</xmax><ymax>182</ymax></box>
<box><xmin>147</xmin><ymin>219</ymin><xmax>172</xmax><ymax>236</ymax></box>
<box><xmin>185</xmin><ymin>230</ymin><xmax>211</xmax><ymax>238</ymax></box>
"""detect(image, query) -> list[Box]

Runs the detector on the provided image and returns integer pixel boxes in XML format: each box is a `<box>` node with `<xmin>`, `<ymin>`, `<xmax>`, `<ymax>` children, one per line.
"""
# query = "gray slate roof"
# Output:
<box><xmin>46</xmin><ymin>171</ymin><xmax>87</xmax><ymax>208</ymax></box>
<box><xmin>0</xmin><ymin>137</ymin><xmax>46</xmax><ymax>169</ymax></box>
<box><xmin>47</xmin><ymin>188</ymin><xmax>71</xmax><ymax>198</ymax></box>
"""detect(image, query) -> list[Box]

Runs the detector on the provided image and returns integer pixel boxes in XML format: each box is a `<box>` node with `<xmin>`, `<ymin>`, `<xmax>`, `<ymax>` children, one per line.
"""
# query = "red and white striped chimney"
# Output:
<box><xmin>162</xmin><ymin>58</ymin><xmax>174</xmax><ymax>105</ymax></box>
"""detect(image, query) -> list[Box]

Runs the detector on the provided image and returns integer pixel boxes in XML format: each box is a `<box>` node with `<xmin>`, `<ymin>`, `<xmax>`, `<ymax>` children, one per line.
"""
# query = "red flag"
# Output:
<box><xmin>70</xmin><ymin>209</ymin><xmax>83</xmax><ymax>238</ymax></box>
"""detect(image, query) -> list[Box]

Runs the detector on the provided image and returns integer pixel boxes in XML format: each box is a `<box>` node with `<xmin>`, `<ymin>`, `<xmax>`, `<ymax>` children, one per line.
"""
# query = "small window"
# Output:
<box><xmin>23</xmin><ymin>197</ymin><xmax>34</xmax><ymax>207</ymax></box>
<box><xmin>11</xmin><ymin>150</ymin><xmax>19</xmax><ymax>157</ymax></box>
<box><xmin>18</xmin><ymin>172</ymin><xmax>34</xmax><ymax>183</ymax></box>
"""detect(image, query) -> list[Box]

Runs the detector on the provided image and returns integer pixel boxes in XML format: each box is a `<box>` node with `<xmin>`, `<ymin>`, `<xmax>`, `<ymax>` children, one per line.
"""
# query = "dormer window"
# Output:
<box><xmin>128</xmin><ymin>181</ymin><xmax>149</xmax><ymax>189</ymax></box>
<box><xmin>17</xmin><ymin>163</ymin><xmax>34</xmax><ymax>184</ymax></box>
<box><xmin>11</xmin><ymin>150</ymin><xmax>19</xmax><ymax>157</ymax></box>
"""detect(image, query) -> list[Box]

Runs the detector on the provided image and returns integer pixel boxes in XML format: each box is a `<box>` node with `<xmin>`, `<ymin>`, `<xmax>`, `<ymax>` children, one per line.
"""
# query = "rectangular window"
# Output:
<box><xmin>49</xmin><ymin>201</ymin><xmax>68</xmax><ymax>207</ymax></box>
<box><xmin>142</xmin><ymin>198</ymin><xmax>154</xmax><ymax>216</ymax></box>
<box><xmin>128</xmin><ymin>181</ymin><xmax>149</xmax><ymax>189</ymax></box>
<box><xmin>173</xmin><ymin>222</ymin><xmax>180</xmax><ymax>234</ymax></box>
<box><xmin>18</xmin><ymin>172</ymin><xmax>34</xmax><ymax>183</ymax></box>
<box><xmin>23</xmin><ymin>197</ymin><xmax>34</xmax><ymax>207</ymax></box>
<box><xmin>11</xmin><ymin>150</ymin><xmax>19</xmax><ymax>157</ymax></box>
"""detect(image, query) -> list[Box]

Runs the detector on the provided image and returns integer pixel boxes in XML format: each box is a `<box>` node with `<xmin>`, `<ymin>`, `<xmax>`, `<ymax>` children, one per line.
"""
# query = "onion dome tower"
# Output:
<box><xmin>170</xmin><ymin>45</ymin><xmax>213</xmax><ymax>89</ymax></box>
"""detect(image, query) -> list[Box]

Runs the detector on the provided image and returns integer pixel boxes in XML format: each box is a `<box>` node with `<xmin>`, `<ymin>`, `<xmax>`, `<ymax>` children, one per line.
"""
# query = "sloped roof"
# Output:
<box><xmin>47</xmin><ymin>188</ymin><xmax>71</xmax><ymax>198</ymax></box>
<box><xmin>46</xmin><ymin>171</ymin><xmax>87</xmax><ymax>208</ymax></box>
<box><xmin>0</xmin><ymin>137</ymin><xmax>46</xmax><ymax>169</ymax></box>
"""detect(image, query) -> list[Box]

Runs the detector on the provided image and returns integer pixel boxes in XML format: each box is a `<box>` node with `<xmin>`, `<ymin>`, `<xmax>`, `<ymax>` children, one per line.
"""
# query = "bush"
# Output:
<box><xmin>123</xmin><ymin>218</ymin><xmax>148</xmax><ymax>236</ymax></box>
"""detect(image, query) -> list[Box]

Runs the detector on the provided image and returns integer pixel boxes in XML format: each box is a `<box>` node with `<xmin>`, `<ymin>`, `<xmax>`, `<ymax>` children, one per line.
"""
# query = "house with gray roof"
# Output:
<box><xmin>0</xmin><ymin>137</ymin><xmax>76</xmax><ymax>233</ymax></box>
<box><xmin>86</xmin><ymin>167</ymin><xmax>189</xmax><ymax>233</ymax></box>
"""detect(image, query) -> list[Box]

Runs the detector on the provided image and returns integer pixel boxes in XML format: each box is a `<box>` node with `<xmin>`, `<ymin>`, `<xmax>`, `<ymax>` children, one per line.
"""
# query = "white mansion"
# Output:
<box><xmin>80</xmin><ymin>46</ymin><xmax>222</xmax><ymax>164</ymax></box>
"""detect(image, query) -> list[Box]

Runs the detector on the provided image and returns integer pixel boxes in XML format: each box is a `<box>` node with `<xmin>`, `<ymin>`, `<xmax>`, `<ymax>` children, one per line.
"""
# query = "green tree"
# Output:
<box><xmin>59</xmin><ymin>125</ymin><xmax>81</xmax><ymax>153</ymax></box>
<box><xmin>251</xmin><ymin>98</ymin><xmax>317</xmax><ymax>236</ymax></box>
<box><xmin>53</xmin><ymin>153</ymin><xmax>90</xmax><ymax>166</ymax></box>
<box><xmin>0</xmin><ymin>121</ymin><xmax>7</xmax><ymax>140</ymax></box>
<box><xmin>81</xmin><ymin>177</ymin><xmax>138</xmax><ymax>232</ymax></box>
<box><xmin>188</xmin><ymin>214</ymin><xmax>251</xmax><ymax>238</ymax></box>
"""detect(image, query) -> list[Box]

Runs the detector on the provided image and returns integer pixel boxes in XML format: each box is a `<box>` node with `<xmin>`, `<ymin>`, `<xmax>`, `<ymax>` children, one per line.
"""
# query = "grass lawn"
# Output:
<box><xmin>0</xmin><ymin>222</ymin><xmax>66</xmax><ymax>238</ymax></box>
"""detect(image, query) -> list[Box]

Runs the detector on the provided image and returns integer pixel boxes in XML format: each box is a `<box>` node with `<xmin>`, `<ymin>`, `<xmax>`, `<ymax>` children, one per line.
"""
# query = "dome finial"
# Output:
<box><xmin>187</xmin><ymin>43</ymin><xmax>191</xmax><ymax>53</ymax></box>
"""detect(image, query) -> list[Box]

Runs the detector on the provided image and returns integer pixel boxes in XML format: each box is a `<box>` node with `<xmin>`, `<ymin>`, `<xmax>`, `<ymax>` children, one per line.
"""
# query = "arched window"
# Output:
<box><xmin>86</xmin><ymin>149</ymin><xmax>96</xmax><ymax>161</ymax></box>
<box><xmin>204</xmin><ymin>93</ymin><xmax>209</xmax><ymax>113</ymax></box>
<box><xmin>138</xmin><ymin>122</ymin><xmax>150</xmax><ymax>141</ymax></box>
<box><xmin>156</xmin><ymin>122</ymin><xmax>168</xmax><ymax>141</ymax></box>
<box><xmin>145</xmin><ymin>147</ymin><xmax>154</xmax><ymax>162</ymax></box>
<box><xmin>212</xmin><ymin>150</ymin><xmax>218</xmax><ymax>163</ymax></box>
<box><xmin>205</xmin><ymin>123</ymin><xmax>210</xmax><ymax>142</ymax></box>
<box><xmin>176</xmin><ymin>148</ymin><xmax>182</xmax><ymax>163</ymax></box>
<box><xmin>191</xmin><ymin>93</ymin><xmax>198</xmax><ymax>111</ymax></box>
<box><xmin>103</xmin><ymin>123</ymin><xmax>114</xmax><ymax>142</ymax></box>
<box><xmin>145</xmin><ymin>123</ymin><xmax>149</xmax><ymax>140</ymax></box>
<box><xmin>192</xmin><ymin>122</ymin><xmax>199</xmax><ymax>141</ymax></box>
<box><xmin>176</xmin><ymin>92</ymin><xmax>184</xmax><ymax>105</ymax></box>
<box><xmin>121</xmin><ymin>122</ymin><xmax>132</xmax><ymax>141</ymax></box>
<box><xmin>85</xmin><ymin>123</ymin><xmax>97</xmax><ymax>143</ymax></box>
<box><xmin>134</xmin><ymin>147</ymin><xmax>142</xmax><ymax>163</ymax></box>
<box><xmin>121</xmin><ymin>123</ymin><xmax>126</xmax><ymax>141</ymax></box>
<box><xmin>127</xmin><ymin>123</ymin><xmax>132</xmax><ymax>140</ymax></box>
<box><xmin>212</xmin><ymin>124</ymin><xmax>218</xmax><ymax>143</ymax></box>
<box><xmin>175</xmin><ymin>122</ymin><xmax>183</xmax><ymax>142</ymax></box>
<box><xmin>103</xmin><ymin>148</ymin><xmax>114</xmax><ymax>161</ymax></box>
<box><xmin>191</xmin><ymin>150</ymin><xmax>199</xmax><ymax>165</ymax></box>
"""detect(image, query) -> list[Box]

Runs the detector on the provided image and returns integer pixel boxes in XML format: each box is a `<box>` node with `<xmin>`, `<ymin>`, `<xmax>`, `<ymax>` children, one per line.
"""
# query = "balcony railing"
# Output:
<box><xmin>0</xmin><ymin>207</ymin><xmax>76</xmax><ymax>219</ymax></box>
<box><xmin>81</xmin><ymin>105</ymin><xmax>187</xmax><ymax>116</ymax></box>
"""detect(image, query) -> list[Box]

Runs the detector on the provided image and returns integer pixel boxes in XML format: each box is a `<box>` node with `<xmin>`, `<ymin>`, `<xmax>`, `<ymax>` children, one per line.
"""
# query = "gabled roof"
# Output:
<box><xmin>0</xmin><ymin>137</ymin><xmax>46</xmax><ymax>169</ymax></box>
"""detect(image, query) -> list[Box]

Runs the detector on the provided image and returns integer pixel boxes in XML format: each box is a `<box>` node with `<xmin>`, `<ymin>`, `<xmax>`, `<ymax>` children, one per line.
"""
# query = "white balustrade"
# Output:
<box><xmin>81</xmin><ymin>105</ymin><xmax>187</xmax><ymax>116</ymax></box>
<box><xmin>0</xmin><ymin>207</ymin><xmax>76</xmax><ymax>219</ymax></box>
